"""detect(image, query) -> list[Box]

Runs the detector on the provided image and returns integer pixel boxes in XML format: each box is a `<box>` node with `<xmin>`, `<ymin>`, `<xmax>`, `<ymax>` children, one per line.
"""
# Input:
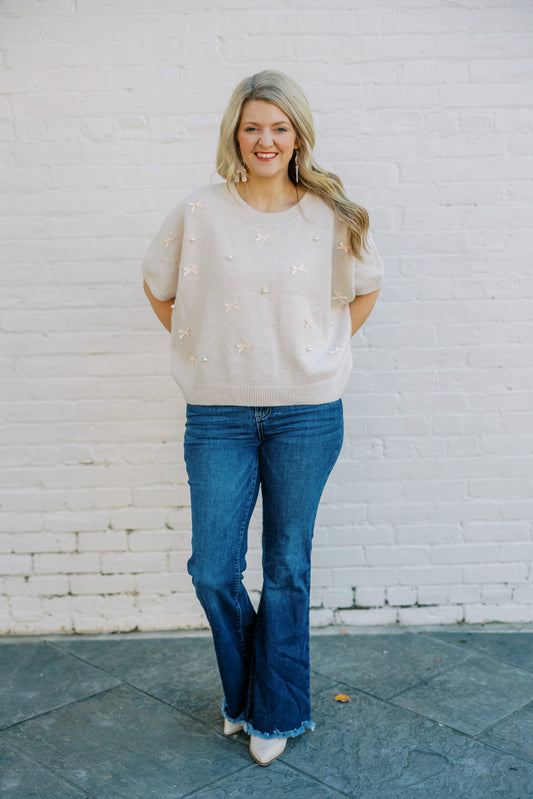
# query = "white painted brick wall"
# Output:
<box><xmin>1</xmin><ymin>1</ymin><xmax>532</xmax><ymax>634</ymax></box>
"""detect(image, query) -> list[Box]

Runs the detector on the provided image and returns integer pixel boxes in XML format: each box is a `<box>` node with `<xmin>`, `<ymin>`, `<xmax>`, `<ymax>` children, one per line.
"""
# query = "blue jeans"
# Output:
<box><xmin>184</xmin><ymin>401</ymin><xmax>344</xmax><ymax>739</ymax></box>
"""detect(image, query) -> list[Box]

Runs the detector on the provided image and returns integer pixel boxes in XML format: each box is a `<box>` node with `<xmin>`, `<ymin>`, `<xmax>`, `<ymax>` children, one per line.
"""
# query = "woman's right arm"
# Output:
<box><xmin>143</xmin><ymin>280</ymin><xmax>174</xmax><ymax>332</ymax></box>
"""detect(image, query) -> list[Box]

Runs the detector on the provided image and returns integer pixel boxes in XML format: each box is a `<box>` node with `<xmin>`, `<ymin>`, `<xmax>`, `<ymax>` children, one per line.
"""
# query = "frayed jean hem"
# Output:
<box><xmin>244</xmin><ymin>719</ymin><xmax>315</xmax><ymax>740</ymax></box>
<box><xmin>221</xmin><ymin>698</ymin><xmax>247</xmax><ymax>726</ymax></box>
<box><xmin>221</xmin><ymin>698</ymin><xmax>315</xmax><ymax>739</ymax></box>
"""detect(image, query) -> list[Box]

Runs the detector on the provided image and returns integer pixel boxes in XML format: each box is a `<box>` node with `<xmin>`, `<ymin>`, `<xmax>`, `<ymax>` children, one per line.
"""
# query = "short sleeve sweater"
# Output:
<box><xmin>142</xmin><ymin>181</ymin><xmax>384</xmax><ymax>406</ymax></box>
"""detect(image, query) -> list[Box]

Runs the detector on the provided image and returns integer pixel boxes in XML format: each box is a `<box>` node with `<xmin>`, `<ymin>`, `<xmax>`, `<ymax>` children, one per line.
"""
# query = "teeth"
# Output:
<box><xmin>256</xmin><ymin>153</ymin><xmax>277</xmax><ymax>159</ymax></box>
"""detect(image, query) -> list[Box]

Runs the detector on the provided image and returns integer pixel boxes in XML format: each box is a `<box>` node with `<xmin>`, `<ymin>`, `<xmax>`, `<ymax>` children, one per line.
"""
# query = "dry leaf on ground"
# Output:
<box><xmin>334</xmin><ymin>694</ymin><xmax>351</xmax><ymax>703</ymax></box>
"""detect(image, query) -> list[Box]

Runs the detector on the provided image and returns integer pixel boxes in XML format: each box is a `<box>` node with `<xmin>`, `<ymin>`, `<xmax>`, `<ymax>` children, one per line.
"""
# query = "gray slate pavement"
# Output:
<box><xmin>1</xmin><ymin>624</ymin><xmax>532</xmax><ymax>799</ymax></box>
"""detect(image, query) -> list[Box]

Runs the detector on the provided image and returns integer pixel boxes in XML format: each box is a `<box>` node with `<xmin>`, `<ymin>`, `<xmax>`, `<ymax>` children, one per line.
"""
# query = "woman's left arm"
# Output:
<box><xmin>349</xmin><ymin>289</ymin><xmax>380</xmax><ymax>337</ymax></box>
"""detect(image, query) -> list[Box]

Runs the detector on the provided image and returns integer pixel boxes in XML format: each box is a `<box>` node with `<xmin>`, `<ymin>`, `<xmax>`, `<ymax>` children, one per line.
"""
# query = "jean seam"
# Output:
<box><xmin>247</xmin><ymin>636</ymin><xmax>256</xmax><ymax>723</ymax></box>
<box><xmin>233</xmin><ymin>458</ymin><xmax>260</xmax><ymax>659</ymax></box>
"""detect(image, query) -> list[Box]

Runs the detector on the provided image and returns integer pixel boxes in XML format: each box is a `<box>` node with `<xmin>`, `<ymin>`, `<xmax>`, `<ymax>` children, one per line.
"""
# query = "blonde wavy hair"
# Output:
<box><xmin>216</xmin><ymin>69</ymin><xmax>370</xmax><ymax>261</ymax></box>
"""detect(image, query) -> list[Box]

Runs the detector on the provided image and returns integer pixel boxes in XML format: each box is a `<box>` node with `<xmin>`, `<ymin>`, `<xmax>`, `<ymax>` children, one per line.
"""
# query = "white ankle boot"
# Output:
<box><xmin>223</xmin><ymin>718</ymin><xmax>244</xmax><ymax>736</ymax></box>
<box><xmin>249</xmin><ymin>734</ymin><xmax>287</xmax><ymax>766</ymax></box>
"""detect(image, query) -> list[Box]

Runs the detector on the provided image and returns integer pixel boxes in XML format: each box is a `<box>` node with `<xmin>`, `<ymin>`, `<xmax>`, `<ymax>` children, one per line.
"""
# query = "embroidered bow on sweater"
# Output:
<box><xmin>142</xmin><ymin>181</ymin><xmax>384</xmax><ymax>406</ymax></box>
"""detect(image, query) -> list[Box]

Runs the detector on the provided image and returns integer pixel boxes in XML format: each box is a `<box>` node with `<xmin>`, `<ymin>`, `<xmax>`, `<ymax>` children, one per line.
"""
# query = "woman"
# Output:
<box><xmin>142</xmin><ymin>70</ymin><xmax>383</xmax><ymax>766</ymax></box>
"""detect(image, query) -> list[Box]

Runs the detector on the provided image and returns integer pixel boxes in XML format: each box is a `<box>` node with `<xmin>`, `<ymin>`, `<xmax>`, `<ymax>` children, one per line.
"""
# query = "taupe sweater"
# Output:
<box><xmin>142</xmin><ymin>181</ymin><xmax>384</xmax><ymax>406</ymax></box>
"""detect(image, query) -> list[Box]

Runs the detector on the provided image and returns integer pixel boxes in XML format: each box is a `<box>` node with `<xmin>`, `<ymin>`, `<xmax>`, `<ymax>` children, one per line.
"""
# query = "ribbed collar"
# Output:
<box><xmin>226</xmin><ymin>180</ymin><xmax>314</xmax><ymax>227</ymax></box>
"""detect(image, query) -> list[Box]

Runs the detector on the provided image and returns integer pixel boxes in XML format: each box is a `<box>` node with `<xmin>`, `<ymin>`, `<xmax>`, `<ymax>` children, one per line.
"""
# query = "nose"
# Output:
<box><xmin>258</xmin><ymin>132</ymin><xmax>273</xmax><ymax>146</ymax></box>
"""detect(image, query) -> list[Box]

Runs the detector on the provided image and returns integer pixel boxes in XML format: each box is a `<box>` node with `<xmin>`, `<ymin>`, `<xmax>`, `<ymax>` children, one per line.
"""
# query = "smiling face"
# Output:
<box><xmin>236</xmin><ymin>99</ymin><xmax>299</xmax><ymax>183</ymax></box>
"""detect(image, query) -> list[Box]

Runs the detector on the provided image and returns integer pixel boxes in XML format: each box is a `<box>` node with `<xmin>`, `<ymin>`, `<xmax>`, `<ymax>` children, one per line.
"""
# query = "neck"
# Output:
<box><xmin>236</xmin><ymin>175</ymin><xmax>302</xmax><ymax>213</ymax></box>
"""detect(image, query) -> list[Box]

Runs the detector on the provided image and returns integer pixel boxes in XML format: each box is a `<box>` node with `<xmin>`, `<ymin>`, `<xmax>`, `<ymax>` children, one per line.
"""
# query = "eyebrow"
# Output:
<box><xmin>241</xmin><ymin>120</ymin><xmax>292</xmax><ymax>126</ymax></box>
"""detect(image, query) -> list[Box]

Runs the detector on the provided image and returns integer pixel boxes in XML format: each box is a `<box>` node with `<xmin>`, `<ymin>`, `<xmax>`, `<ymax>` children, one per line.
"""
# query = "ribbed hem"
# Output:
<box><xmin>179</xmin><ymin>383</ymin><xmax>344</xmax><ymax>406</ymax></box>
<box><xmin>244</xmin><ymin>719</ymin><xmax>316</xmax><ymax>740</ymax></box>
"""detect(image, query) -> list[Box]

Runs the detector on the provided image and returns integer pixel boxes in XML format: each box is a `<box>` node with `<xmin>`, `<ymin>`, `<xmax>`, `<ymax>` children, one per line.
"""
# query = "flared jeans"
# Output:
<box><xmin>184</xmin><ymin>401</ymin><xmax>344</xmax><ymax>739</ymax></box>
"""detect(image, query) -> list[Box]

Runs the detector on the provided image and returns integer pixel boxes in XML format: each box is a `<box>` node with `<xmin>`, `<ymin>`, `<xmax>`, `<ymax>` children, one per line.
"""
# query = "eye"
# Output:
<box><xmin>244</xmin><ymin>127</ymin><xmax>257</xmax><ymax>132</ymax></box>
<box><xmin>276</xmin><ymin>127</ymin><xmax>288</xmax><ymax>133</ymax></box>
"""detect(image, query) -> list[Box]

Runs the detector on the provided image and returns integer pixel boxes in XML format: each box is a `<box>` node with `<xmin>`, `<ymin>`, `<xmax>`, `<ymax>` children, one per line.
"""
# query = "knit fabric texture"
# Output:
<box><xmin>142</xmin><ymin>181</ymin><xmax>384</xmax><ymax>406</ymax></box>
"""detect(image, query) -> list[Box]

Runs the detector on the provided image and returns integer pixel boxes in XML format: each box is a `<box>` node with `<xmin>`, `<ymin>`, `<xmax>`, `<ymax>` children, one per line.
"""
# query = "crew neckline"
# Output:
<box><xmin>227</xmin><ymin>181</ymin><xmax>313</xmax><ymax>227</ymax></box>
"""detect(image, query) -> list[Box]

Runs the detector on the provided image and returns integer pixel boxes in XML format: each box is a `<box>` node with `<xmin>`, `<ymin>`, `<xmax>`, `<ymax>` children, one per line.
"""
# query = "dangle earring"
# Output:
<box><xmin>234</xmin><ymin>152</ymin><xmax>247</xmax><ymax>183</ymax></box>
<box><xmin>294</xmin><ymin>150</ymin><xmax>299</xmax><ymax>183</ymax></box>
